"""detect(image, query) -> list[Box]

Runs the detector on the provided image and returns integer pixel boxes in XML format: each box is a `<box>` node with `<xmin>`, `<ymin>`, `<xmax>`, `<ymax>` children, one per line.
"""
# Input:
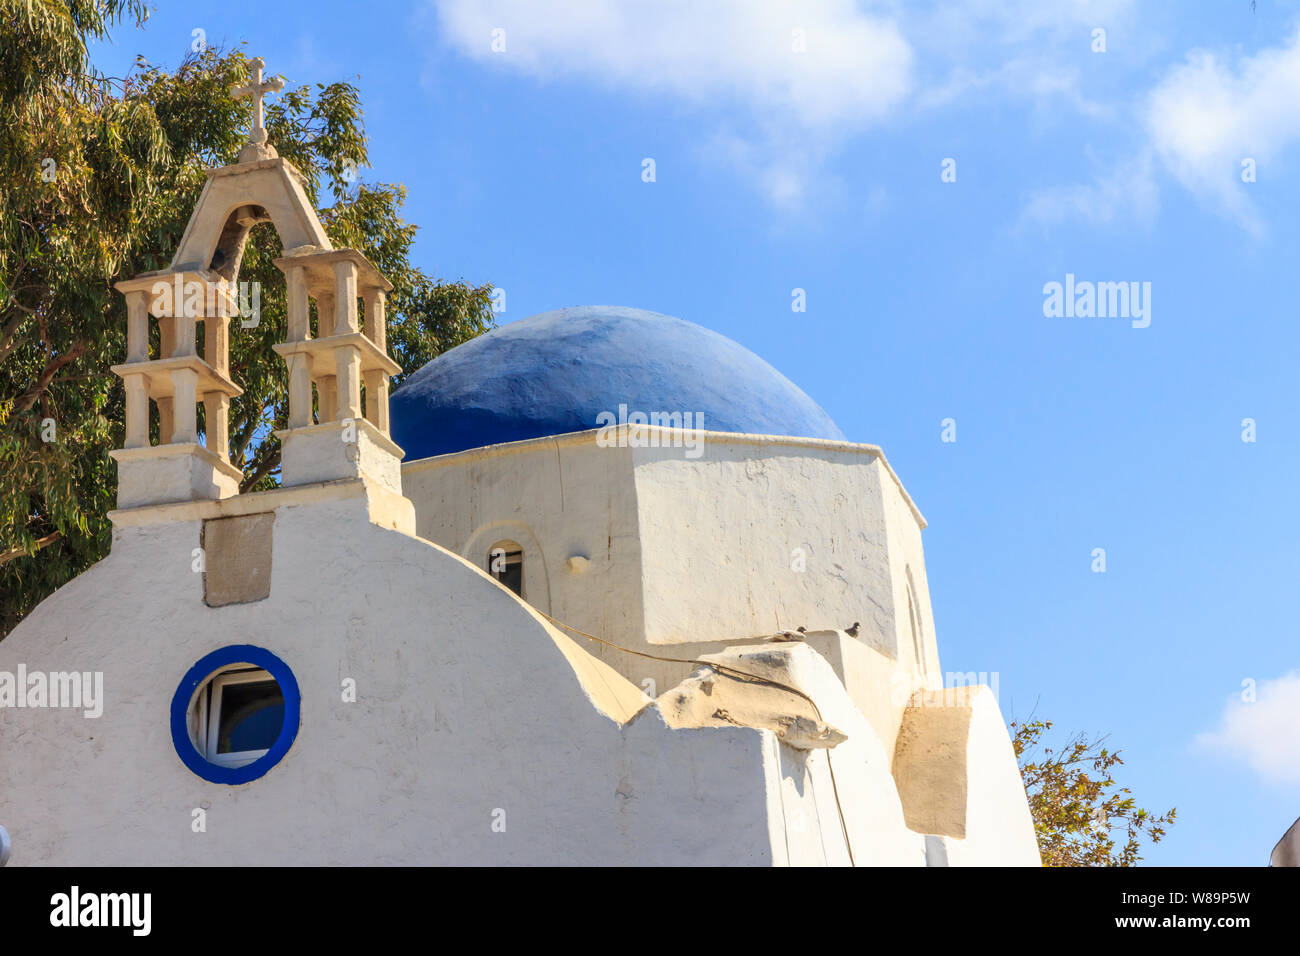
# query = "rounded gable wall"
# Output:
<box><xmin>0</xmin><ymin>494</ymin><xmax>777</xmax><ymax>865</ymax></box>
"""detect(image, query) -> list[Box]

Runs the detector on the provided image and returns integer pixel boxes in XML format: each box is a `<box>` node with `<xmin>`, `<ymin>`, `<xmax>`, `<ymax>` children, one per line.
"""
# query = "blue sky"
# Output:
<box><xmin>92</xmin><ymin>1</ymin><xmax>1300</xmax><ymax>866</ymax></box>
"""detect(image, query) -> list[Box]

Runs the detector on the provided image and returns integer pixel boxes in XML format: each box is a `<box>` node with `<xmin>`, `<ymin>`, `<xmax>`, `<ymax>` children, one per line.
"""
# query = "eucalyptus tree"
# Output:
<box><xmin>1</xmin><ymin>0</ymin><xmax>494</xmax><ymax>633</ymax></box>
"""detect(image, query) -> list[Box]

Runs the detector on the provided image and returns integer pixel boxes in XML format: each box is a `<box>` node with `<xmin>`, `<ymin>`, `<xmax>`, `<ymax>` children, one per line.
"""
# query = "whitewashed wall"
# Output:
<box><xmin>402</xmin><ymin>435</ymin><xmax>648</xmax><ymax>652</ymax></box>
<box><xmin>943</xmin><ymin>686</ymin><xmax>1043</xmax><ymax>867</ymax></box>
<box><xmin>0</xmin><ymin>491</ymin><xmax>788</xmax><ymax>865</ymax></box>
<box><xmin>1</xmin><ymin>479</ymin><xmax>1039</xmax><ymax>866</ymax></box>
<box><xmin>632</xmin><ymin>438</ymin><xmax>897</xmax><ymax>652</ymax></box>
<box><xmin>401</xmin><ymin>430</ymin><xmax>933</xmax><ymax>707</ymax></box>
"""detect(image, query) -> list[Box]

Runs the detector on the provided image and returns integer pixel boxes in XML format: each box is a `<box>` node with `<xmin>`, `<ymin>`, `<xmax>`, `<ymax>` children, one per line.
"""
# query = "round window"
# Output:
<box><xmin>170</xmin><ymin>645</ymin><xmax>300</xmax><ymax>784</ymax></box>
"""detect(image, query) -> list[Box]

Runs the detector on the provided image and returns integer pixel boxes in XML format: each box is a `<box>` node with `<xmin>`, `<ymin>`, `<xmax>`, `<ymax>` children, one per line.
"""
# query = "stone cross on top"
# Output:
<box><xmin>233</xmin><ymin>57</ymin><xmax>284</xmax><ymax>161</ymax></box>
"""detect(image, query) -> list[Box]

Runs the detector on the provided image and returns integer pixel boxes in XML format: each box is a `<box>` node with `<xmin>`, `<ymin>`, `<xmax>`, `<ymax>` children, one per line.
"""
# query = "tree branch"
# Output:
<box><xmin>0</xmin><ymin>308</ymin><xmax>32</xmax><ymax>365</ymax></box>
<box><xmin>239</xmin><ymin>443</ymin><xmax>280</xmax><ymax>492</ymax></box>
<box><xmin>0</xmin><ymin>531</ymin><xmax>62</xmax><ymax>568</ymax></box>
<box><xmin>229</xmin><ymin>399</ymin><xmax>267</xmax><ymax>461</ymax></box>
<box><xmin>12</xmin><ymin>339</ymin><xmax>88</xmax><ymax>414</ymax></box>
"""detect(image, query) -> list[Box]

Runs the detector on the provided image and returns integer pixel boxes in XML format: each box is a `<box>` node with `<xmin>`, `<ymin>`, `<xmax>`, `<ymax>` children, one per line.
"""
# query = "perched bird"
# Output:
<box><xmin>771</xmin><ymin>630</ymin><xmax>804</xmax><ymax>642</ymax></box>
<box><xmin>845</xmin><ymin>622</ymin><xmax>860</xmax><ymax>637</ymax></box>
<box><xmin>796</xmin><ymin>626</ymin><xmax>807</xmax><ymax>634</ymax></box>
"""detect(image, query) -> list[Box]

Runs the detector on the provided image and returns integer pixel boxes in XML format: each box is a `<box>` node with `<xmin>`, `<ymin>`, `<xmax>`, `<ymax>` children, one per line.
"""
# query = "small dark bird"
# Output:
<box><xmin>845</xmin><ymin>622</ymin><xmax>860</xmax><ymax>637</ymax></box>
<box><xmin>771</xmin><ymin>630</ymin><xmax>804</xmax><ymax>642</ymax></box>
<box><xmin>796</xmin><ymin>626</ymin><xmax>807</xmax><ymax>634</ymax></box>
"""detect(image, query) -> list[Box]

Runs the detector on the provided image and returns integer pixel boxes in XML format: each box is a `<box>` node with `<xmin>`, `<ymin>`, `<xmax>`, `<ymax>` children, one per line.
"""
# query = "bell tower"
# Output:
<box><xmin>109</xmin><ymin>57</ymin><xmax>405</xmax><ymax>511</ymax></box>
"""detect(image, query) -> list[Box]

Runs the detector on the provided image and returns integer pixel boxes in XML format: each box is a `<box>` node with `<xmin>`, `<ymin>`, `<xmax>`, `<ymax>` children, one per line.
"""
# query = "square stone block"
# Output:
<box><xmin>110</xmin><ymin>443</ymin><xmax>242</xmax><ymax>509</ymax></box>
<box><xmin>276</xmin><ymin>419</ymin><xmax>404</xmax><ymax>493</ymax></box>
<box><xmin>202</xmin><ymin>512</ymin><xmax>274</xmax><ymax>606</ymax></box>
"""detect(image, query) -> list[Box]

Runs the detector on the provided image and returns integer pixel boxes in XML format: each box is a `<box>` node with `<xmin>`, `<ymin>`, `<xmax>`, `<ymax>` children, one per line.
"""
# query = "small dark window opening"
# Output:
<box><xmin>488</xmin><ymin>545</ymin><xmax>524</xmax><ymax>597</ymax></box>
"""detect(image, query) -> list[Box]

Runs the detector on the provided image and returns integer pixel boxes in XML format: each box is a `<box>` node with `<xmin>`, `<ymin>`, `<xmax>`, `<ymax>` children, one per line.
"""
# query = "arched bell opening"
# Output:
<box><xmin>207</xmin><ymin>204</ymin><xmax>273</xmax><ymax>282</ymax></box>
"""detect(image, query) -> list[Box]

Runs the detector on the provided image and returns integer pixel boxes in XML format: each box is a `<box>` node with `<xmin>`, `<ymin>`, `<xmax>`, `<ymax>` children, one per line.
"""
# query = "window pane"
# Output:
<box><xmin>217</xmin><ymin>679</ymin><xmax>285</xmax><ymax>754</ymax></box>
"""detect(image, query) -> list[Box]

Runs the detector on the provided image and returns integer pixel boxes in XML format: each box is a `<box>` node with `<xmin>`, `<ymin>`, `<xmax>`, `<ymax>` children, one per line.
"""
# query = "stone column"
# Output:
<box><xmin>316</xmin><ymin>290</ymin><xmax>336</xmax><ymax>339</ymax></box>
<box><xmin>363</xmin><ymin>288</ymin><xmax>386</xmax><ymax>349</ymax></box>
<box><xmin>157</xmin><ymin>398</ymin><xmax>174</xmax><ymax>444</ymax></box>
<box><xmin>200</xmin><ymin>313</ymin><xmax>231</xmax><ymax>460</ymax></box>
<box><xmin>314</xmin><ymin>288</ymin><xmax>337</xmax><ymax>422</ymax></box>
<box><xmin>286</xmin><ymin>264</ymin><xmax>310</xmax><ymax>342</ymax></box>
<box><xmin>123</xmin><ymin>373</ymin><xmax>149</xmax><ymax>448</ymax></box>
<box><xmin>333</xmin><ymin>259</ymin><xmax>359</xmax><ymax>334</ymax></box>
<box><xmin>160</xmin><ymin>318</ymin><xmax>176</xmax><ymax>361</ymax></box>
<box><xmin>287</xmin><ymin>355</ymin><xmax>313</xmax><ymax>429</ymax></box>
<box><xmin>362</xmin><ymin>286</ymin><xmax>390</xmax><ymax>433</ymax></box>
<box><xmin>174</xmin><ymin>311</ymin><xmax>197</xmax><ymax>358</ymax></box>
<box><xmin>170</xmin><ymin>367</ymin><xmax>198</xmax><ymax>443</ymax></box>
<box><xmin>125</xmin><ymin>291</ymin><xmax>150</xmax><ymax>362</ymax></box>
<box><xmin>317</xmin><ymin>377</ymin><xmax>337</xmax><ymax>424</ymax></box>
<box><xmin>280</xmin><ymin>265</ymin><xmax>312</xmax><ymax>428</ymax></box>
<box><xmin>363</xmin><ymin>369</ymin><xmax>389</xmax><ymax>432</ymax></box>
<box><xmin>204</xmin><ymin>392</ymin><xmax>230</xmax><ymax>461</ymax></box>
<box><xmin>337</xmin><ymin>345</ymin><xmax>362</xmax><ymax>420</ymax></box>
<box><xmin>204</xmin><ymin>314</ymin><xmax>230</xmax><ymax>376</ymax></box>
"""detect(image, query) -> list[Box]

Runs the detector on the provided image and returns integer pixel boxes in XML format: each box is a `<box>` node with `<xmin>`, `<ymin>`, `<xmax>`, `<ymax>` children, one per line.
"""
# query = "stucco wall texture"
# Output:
<box><xmin>402</xmin><ymin>429</ymin><xmax>935</xmax><ymax>705</ymax></box>
<box><xmin>0</xmin><ymin>493</ymin><xmax>782</xmax><ymax>865</ymax></box>
<box><xmin>1</xmin><ymin>432</ymin><xmax>1040</xmax><ymax>866</ymax></box>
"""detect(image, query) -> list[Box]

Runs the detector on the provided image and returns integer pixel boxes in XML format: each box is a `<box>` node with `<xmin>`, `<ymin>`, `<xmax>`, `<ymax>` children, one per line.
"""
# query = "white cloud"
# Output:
<box><xmin>910</xmin><ymin>0</ymin><xmax>1134</xmax><ymax>115</ymax></box>
<box><xmin>431</xmin><ymin>0</ymin><xmax>919</xmax><ymax>204</ymax></box>
<box><xmin>1026</xmin><ymin>29</ymin><xmax>1300</xmax><ymax>234</ymax></box>
<box><xmin>1143</xmin><ymin>31</ymin><xmax>1300</xmax><ymax>234</ymax></box>
<box><xmin>915</xmin><ymin>59</ymin><xmax>1112</xmax><ymax>120</ymax></box>
<box><xmin>914</xmin><ymin>0</ymin><xmax>1134</xmax><ymax>49</ymax></box>
<box><xmin>1198</xmin><ymin>671</ymin><xmax>1300</xmax><ymax>787</ymax></box>
<box><xmin>699</xmin><ymin>131</ymin><xmax>831</xmax><ymax>209</ymax></box>
<box><xmin>433</xmin><ymin>0</ymin><xmax>912</xmax><ymax>130</ymax></box>
<box><xmin>1019</xmin><ymin>149</ymin><xmax>1158</xmax><ymax>229</ymax></box>
<box><xmin>443</xmin><ymin>0</ymin><xmax>1300</xmax><ymax>222</ymax></box>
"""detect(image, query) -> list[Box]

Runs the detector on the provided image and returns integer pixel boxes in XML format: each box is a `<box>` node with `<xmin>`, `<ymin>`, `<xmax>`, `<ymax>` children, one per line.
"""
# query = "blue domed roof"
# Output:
<box><xmin>390</xmin><ymin>306</ymin><xmax>845</xmax><ymax>460</ymax></box>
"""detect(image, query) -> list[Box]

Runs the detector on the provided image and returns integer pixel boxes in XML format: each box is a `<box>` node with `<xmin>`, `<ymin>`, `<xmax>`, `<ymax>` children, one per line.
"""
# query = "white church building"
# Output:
<box><xmin>0</xmin><ymin>64</ymin><xmax>1040</xmax><ymax>867</ymax></box>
